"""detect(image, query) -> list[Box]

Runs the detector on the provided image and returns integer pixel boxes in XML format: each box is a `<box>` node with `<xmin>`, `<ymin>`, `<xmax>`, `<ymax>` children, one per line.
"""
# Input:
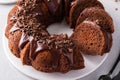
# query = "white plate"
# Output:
<box><xmin>0</xmin><ymin>0</ymin><xmax>16</xmax><ymax>4</ymax></box>
<box><xmin>2</xmin><ymin>0</ymin><xmax>118</xmax><ymax>80</ymax></box>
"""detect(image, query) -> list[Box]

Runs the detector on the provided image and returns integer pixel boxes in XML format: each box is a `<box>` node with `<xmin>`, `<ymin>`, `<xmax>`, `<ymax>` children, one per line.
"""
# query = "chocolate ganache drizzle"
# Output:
<box><xmin>9</xmin><ymin>0</ymin><xmax>75</xmax><ymax>67</ymax></box>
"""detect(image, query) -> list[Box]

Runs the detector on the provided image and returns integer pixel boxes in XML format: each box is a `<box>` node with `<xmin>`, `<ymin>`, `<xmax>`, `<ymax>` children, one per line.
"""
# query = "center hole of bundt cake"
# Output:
<box><xmin>47</xmin><ymin>21</ymin><xmax>73</xmax><ymax>37</ymax></box>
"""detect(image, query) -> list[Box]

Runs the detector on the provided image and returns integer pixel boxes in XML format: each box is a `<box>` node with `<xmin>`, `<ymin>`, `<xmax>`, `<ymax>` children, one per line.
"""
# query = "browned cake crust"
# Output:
<box><xmin>8</xmin><ymin>30</ymin><xmax>22</xmax><ymax>57</ymax></box>
<box><xmin>76</xmin><ymin>7</ymin><xmax>114</xmax><ymax>33</ymax></box>
<box><xmin>5</xmin><ymin>5</ymin><xmax>18</xmax><ymax>38</ymax></box>
<box><xmin>5</xmin><ymin>21</ymin><xmax>15</xmax><ymax>38</ymax></box>
<box><xmin>7</xmin><ymin>5</ymin><xmax>18</xmax><ymax>24</ymax></box>
<box><xmin>71</xmin><ymin>21</ymin><xmax>112</xmax><ymax>55</ymax></box>
<box><xmin>5</xmin><ymin>0</ymin><xmax>114</xmax><ymax>73</ymax></box>
<box><xmin>32</xmin><ymin>50</ymin><xmax>57</xmax><ymax>72</ymax></box>
<box><xmin>69</xmin><ymin>0</ymin><xmax>104</xmax><ymax>28</ymax></box>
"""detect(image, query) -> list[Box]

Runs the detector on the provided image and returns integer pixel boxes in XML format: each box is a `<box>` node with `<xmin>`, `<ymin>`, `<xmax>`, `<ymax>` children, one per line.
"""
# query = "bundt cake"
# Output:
<box><xmin>5</xmin><ymin>0</ymin><xmax>114</xmax><ymax>73</ymax></box>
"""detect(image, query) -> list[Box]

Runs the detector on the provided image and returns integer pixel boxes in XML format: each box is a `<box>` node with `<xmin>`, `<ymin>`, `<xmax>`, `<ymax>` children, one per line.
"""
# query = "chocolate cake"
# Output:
<box><xmin>76</xmin><ymin>7</ymin><xmax>114</xmax><ymax>33</ymax></box>
<box><xmin>69</xmin><ymin>0</ymin><xmax>104</xmax><ymax>28</ymax></box>
<box><xmin>71</xmin><ymin>21</ymin><xmax>112</xmax><ymax>55</ymax></box>
<box><xmin>5</xmin><ymin>0</ymin><xmax>114</xmax><ymax>73</ymax></box>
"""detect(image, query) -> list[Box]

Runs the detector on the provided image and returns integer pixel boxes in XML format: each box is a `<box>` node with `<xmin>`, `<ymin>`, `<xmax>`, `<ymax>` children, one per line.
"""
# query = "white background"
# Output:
<box><xmin>0</xmin><ymin>0</ymin><xmax>120</xmax><ymax>80</ymax></box>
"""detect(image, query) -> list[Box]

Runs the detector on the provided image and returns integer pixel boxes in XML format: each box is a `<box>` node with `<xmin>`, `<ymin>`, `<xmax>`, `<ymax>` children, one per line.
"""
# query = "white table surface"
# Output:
<box><xmin>0</xmin><ymin>1</ymin><xmax>120</xmax><ymax>80</ymax></box>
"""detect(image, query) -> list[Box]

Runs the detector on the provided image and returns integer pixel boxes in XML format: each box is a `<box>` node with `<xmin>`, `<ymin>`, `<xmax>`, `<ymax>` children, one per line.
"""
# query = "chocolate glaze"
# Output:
<box><xmin>10</xmin><ymin>15</ymin><xmax>17</xmax><ymax>21</ymax></box>
<box><xmin>29</xmin><ymin>40</ymin><xmax>48</xmax><ymax>61</ymax></box>
<box><xmin>44</xmin><ymin>0</ymin><xmax>60</xmax><ymax>15</ymax></box>
<box><xmin>64</xmin><ymin>50</ymin><xmax>73</xmax><ymax>64</ymax></box>
<box><xmin>9</xmin><ymin>23</ymin><xmax>20</xmax><ymax>33</ymax></box>
<box><xmin>18</xmin><ymin>33</ymin><xmax>74</xmax><ymax>68</ymax></box>
<box><xmin>19</xmin><ymin>33</ymin><xmax>29</xmax><ymax>50</ymax></box>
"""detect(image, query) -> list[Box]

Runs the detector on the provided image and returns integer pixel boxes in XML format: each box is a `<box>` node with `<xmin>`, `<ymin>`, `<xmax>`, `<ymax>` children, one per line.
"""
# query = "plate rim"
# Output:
<box><xmin>0</xmin><ymin>0</ymin><xmax>16</xmax><ymax>4</ymax></box>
